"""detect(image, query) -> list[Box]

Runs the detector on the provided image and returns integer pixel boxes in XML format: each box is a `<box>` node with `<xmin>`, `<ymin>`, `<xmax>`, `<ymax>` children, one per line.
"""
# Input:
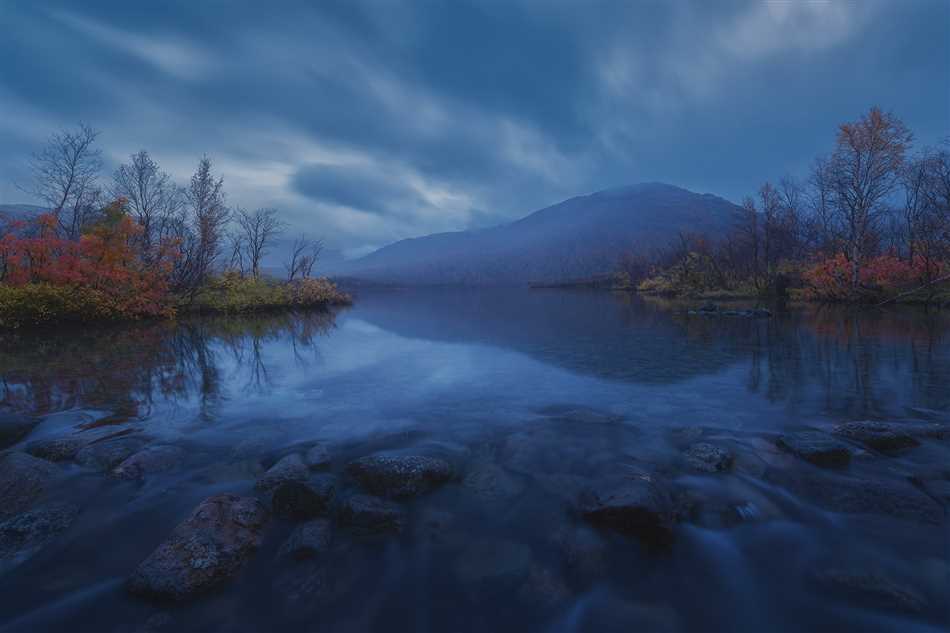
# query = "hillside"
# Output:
<box><xmin>327</xmin><ymin>182</ymin><xmax>742</xmax><ymax>285</ymax></box>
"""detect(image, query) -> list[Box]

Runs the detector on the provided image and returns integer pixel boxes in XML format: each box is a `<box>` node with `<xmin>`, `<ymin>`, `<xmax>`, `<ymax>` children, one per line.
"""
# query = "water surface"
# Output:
<box><xmin>1</xmin><ymin>289</ymin><xmax>948</xmax><ymax>632</ymax></box>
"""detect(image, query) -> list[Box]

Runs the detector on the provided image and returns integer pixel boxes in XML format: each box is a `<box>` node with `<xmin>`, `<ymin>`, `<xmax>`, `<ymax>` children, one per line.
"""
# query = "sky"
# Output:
<box><xmin>1</xmin><ymin>0</ymin><xmax>948</xmax><ymax>259</ymax></box>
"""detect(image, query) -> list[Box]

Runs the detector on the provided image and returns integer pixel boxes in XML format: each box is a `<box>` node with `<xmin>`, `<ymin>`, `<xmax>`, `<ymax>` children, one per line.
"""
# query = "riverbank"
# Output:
<box><xmin>0</xmin><ymin>275</ymin><xmax>351</xmax><ymax>329</ymax></box>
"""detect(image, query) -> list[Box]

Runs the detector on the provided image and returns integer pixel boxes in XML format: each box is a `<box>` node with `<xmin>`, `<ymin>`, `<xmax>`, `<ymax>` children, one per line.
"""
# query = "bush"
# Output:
<box><xmin>0</xmin><ymin>283</ymin><xmax>172</xmax><ymax>328</ymax></box>
<box><xmin>186</xmin><ymin>273</ymin><xmax>350</xmax><ymax>314</ymax></box>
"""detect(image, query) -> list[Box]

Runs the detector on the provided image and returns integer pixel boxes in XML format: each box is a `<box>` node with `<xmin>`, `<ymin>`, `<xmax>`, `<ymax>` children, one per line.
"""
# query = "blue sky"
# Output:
<box><xmin>1</xmin><ymin>0</ymin><xmax>948</xmax><ymax>257</ymax></box>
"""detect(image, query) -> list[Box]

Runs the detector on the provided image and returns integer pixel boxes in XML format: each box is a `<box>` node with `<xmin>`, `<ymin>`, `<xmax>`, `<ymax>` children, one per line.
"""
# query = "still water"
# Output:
<box><xmin>0</xmin><ymin>289</ymin><xmax>948</xmax><ymax>632</ymax></box>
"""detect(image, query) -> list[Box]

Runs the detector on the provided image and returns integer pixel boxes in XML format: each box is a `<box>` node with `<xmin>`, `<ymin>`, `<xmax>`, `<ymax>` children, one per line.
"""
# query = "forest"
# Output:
<box><xmin>629</xmin><ymin>108</ymin><xmax>950</xmax><ymax>304</ymax></box>
<box><xmin>0</xmin><ymin>126</ymin><xmax>349</xmax><ymax>328</ymax></box>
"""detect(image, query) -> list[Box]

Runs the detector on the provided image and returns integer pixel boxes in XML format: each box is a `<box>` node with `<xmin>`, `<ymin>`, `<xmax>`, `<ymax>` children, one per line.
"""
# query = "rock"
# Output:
<box><xmin>304</xmin><ymin>445</ymin><xmax>331</xmax><ymax>470</ymax></box>
<box><xmin>272</xmin><ymin>476</ymin><xmax>336</xmax><ymax>520</ymax></box>
<box><xmin>127</xmin><ymin>494</ymin><xmax>269</xmax><ymax>601</ymax></box>
<box><xmin>765</xmin><ymin>469</ymin><xmax>942</xmax><ymax>525</ymax></box>
<box><xmin>0</xmin><ymin>411</ymin><xmax>36</xmax><ymax>449</ymax></box>
<box><xmin>684</xmin><ymin>443</ymin><xmax>733</xmax><ymax>473</ymax></box>
<box><xmin>255</xmin><ymin>454</ymin><xmax>309</xmax><ymax>492</ymax></box>
<box><xmin>813</xmin><ymin>568</ymin><xmax>927</xmax><ymax>613</ymax></box>
<box><xmin>25</xmin><ymin>436</ymin><xmax>88</xmax><ymax>462</ymax></box>
<box><xmin>337</xmin><ymin>495</ymin><xmax>404</xmax><ymax>535</ymax></box>
<box><xmin>278</xmin><ymin>519</ymin><xmax>332</xmax><ymax>560</ymax></box>
<box><xmin>346</xmin><ymin>454</ymin><xmax>452</xmax><ymax>499</ymax></box>
<box><xmin>454</xmin><ymin>539</ymin><xmax>531</xmax><ymax>584</ymax></box>
<box><xmin>579</xmin><ymin>477</ymin><xmax>676</xmax><ymax>547</ymax></box>
<box><xmin>113</xmin><ymin>446</ymin><xmax>185</xmax><ymax>480</ymax></box>
<box><xmin>0</xmin><ymin>452</ymin><xmax>59</xmax><ymax>520</ymax></box>
<box><xmin>775</xmin><ymin>432</ymin><xmax>851</xmax><ymax>467</ymax></box>
<box><xmin>831</xmin><ymin>421</ymin><xmax>920</xmax><ymax>452</ymax></box>
<box><xmin>0</xmin><ymin>502</ymin><xmax>79</xmax><ymax>572</ymax></box>
<box><xmin>698</xmin><ymin>302</ymin><xmax>718</xmax><ymax>313</ymax></box>
<box><xmin>76</xmin><ymin>436</ymin><xmax>150</xmax><ymax>471</ymax></box>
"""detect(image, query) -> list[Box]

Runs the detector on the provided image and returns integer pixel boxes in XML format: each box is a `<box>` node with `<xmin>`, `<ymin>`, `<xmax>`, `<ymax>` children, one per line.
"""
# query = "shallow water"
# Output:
<box><xmin>1</xmin><ymin>289</ymin><xmax>949</xmax><ymax>632</ymax></box>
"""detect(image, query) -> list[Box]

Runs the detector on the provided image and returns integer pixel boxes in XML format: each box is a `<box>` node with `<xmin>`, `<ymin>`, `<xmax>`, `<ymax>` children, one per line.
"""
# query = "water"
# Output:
<box><xmin>1</xmin><ymin>289</ymin><xmax>948</xmax><ymax>632</ymax></box>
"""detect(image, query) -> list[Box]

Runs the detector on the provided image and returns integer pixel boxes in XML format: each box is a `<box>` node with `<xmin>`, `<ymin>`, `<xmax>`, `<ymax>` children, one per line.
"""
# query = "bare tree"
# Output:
<box><xmin>111</xmin><ymin>150</ymin><xmax>183</xmax><ymax>260</ymax></box>
<box><xmin>285</xmin><ymin>234</ymin><xmax>324</xmax><ymax>281</ymax></box>
<box><xmin>827</xmin><ymin>107</ymin><xmax>913</xmax><ymax>288</ymax></box>
<box><xmin>235</xmin><ymin>207</ymin><xmax>284</xmax><ymax>278</ymax></box>
<box><xmin>21</xmin><ymin>123</ymin><xmax>102</xmax><ymax>239</ymax></box>
<box><xmin>176</xmin><ymin>157</ymin><xmax>229</xmax><ymax>290</ymax></box>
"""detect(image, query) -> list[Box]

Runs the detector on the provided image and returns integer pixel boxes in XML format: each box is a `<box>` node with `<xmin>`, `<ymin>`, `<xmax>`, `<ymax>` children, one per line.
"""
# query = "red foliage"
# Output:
<box><xmin>802</xmin><ymin>251</ymin><xmax>941</xmax><ymax>300</ymax></box>
<box><xmin>0</xmin><ymin>199</ymin><xmax>180</xmax><ymax>318</ymax></box>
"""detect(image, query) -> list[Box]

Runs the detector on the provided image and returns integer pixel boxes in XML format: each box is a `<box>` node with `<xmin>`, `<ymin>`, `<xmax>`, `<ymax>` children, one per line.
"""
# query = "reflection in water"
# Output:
<box><xmin>0</xmin><ymin>291</ymin><xmax>948</xmax><ymax>633</ymax></box>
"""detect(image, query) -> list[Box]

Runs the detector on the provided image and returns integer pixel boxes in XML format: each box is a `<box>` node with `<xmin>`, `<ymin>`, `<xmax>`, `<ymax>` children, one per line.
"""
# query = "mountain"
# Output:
<box><xmin>327</xmin><ymin>182</ymin><xmax>742</xmax><ymax>286</ymax></box>
<box><xmin>0</xmin><ymin>204</ymin><xmax>46</xmax><ymax>221</ymax></box>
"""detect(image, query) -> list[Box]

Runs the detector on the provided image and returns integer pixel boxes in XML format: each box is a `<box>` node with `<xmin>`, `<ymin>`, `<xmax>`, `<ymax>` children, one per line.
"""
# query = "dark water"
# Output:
<box><xmin>1</xmin><ymin>289</ymin><xmax>949</xmax><ymax>632</ymax></box>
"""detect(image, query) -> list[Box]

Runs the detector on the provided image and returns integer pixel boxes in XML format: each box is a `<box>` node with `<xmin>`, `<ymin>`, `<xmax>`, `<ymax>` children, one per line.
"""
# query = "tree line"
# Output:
<box><xmin>630</xmin><ymin>107</ymin><xmax>950</xmax><ymax>302</ymax></box>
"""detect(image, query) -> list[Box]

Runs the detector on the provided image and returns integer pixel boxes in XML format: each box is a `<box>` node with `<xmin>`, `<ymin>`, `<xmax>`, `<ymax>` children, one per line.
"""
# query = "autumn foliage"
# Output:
<box><xmin>801</xmin><ymin>251</ymin><xmax>947</xmax><ymax>301</ymax></box>
<box><xmin>0</xmin><ymin>199</ymin><xmax>180</xmax><ymax>326</ymax></box>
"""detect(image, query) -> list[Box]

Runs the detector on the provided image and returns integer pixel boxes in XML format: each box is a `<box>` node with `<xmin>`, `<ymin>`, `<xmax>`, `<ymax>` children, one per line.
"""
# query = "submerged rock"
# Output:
<box><xmin>346</xmin><ymin>454</ymin><xmax>453</xmax><ymax>499</ymax></box>
<box><xmin>813</xmin><ymin>568</ymin><xmax>928</xmax><ymax>613</ymax></box>
<box><xmin>25</xmin><ymin>436</ymin><xmax>88</xmax><ymax>462</ymax></box>
<box><xmin>551</xmin><ymin>524</ymin><xmax>608</xmax><ymax>583</ymax></box>
<box><xmin>113</xmin><ymin>446</ymin><xmax>185</xmax><ymax>480</ymax></box>
<box><xmin>255</xmin><ymin>454</ymin><xmax>309</xmax><ymax>492</ymax></box>
<box><xmin>278</xmin><ymin>519</ymin><xmax>332</xmax><ymax>560</ymax></box>
<box><xmin>684</xmin><ymin>443</ymin><xmax>734</xmax><ymax>473</ymax></box>
<box><xmin>765</xmin><ymin>469</ymin><xmax>942</xmax><ymax>525</ymax></box>
<box><xmin>775</xmin><ymin>432</ymin><xmax>851</xmax><ymax>468</ymax></box>
<box><xmin>454</xmin><ymin>539</ymin><xmax>532</xmax><ymax>584</ymax></box>
<box><xmin>579</xmin><ymin>477</ymin><xmax>676</xmax><ymax>547</ymax></box>
<box><xmin>462</xmin><ymin>461</ymin><xmax>526</xmax><ymax>502</ymax></box>
<box><xmin>0</xmin><ymin>411</ymin><xmax>36</xmax><ymax>450</ymax></box>
<box><xmin>0</xmin><ymin>502</ymin><xmax>79</xmax><ymax>573</ymax></box>
<box><xmin>519</xmin><ymin>564</ymin><xmax>571</xmax><ymax>608</ymax></box>
<box><xmin>0</xmin><ymin>452</ymin><xmax>59</xmax><ymax>519</ymax></box>
<box><xmin>76</xmin><ymin>436</ymin><xmax>150</xmax><ymax>471</ymax></box>
<box><xmin>272</xmin><ymin>475</ymin><xmax>336</xmax><ymax>520</ymax></box>
<box><xmin>831</xmin><ymin>421</ymin><xmax>927</xmax><ymax>452</ymax></box>
<box><xmin>337</xmin><ymin>494</ymin><xmax>404</xmax><ymax>535</ymax></box>
<box><xmin>127</xmin><ymin>494</ymin><xmax>269</xmax><ymax>601</ymax></box>
<box><xmin>304</xmin><ymin>445</ymin><xmax>331</xmax><ymax>470</ymax></box>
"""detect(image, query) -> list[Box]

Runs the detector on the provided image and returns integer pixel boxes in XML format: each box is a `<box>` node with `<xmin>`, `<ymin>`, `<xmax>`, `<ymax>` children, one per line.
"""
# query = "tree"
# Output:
<box><xmin>285</xmin><ymin>234</ymin><xmax>323</xmax><ymax>281</ymax></box>
<box><xmin>827</xmin><ymin>107</ymin><xmax>913</xmax><ymax>289</ymax></box>
<box><xmin>111</xmin><ymin>150</ymin><xmax>183</xmax><ymax>261</ymax></box>
<box><xmin>235</xmin><ymin>207</ymin><xmax>284</xmax><ymax>278</ymax></box>
<box><xmin>22</xmin><ymin>123</ymin><xmax>102</xmax><ymax>239</ymax></box>
<box><xmin>176</xmin><ymin>157</ymin><xmax>229</xmax><ymax>290</ymax></box>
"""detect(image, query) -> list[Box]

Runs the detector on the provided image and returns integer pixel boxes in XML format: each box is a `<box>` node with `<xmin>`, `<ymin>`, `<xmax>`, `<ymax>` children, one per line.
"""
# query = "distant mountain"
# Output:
<box><xmin>0</xmin><ymin>203</ymin><xmax>46</xmax><ymax>222</ymax></box>
<box><xmin>327</xmin><ymin>183</ymin><xmax>742</xmax><ymax>286</ymax></box>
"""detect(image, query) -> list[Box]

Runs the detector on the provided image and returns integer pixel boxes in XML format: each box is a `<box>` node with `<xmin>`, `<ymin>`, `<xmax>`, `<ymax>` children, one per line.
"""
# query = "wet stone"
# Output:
<box><xmin>775</xmin><ymin>432</ymin><xmax>851</xmax><ymax>468</ymax></box>
<box><xmin>832</xmin><ymin>421</ymin><xmax>920</xmax><ymax>452</ymax></box>
<box><xmin>25</xmin><ymin>436</ymin><xmax>88</xmax><ymax>462</ymax></box>
<box><xmin>346</xmin><ymin>454</ymin><xmax>453</xmax><ymax>499</ymax></box>
<box><xmin>127</xmin><ymin>494</ymin><xmax>269</xmax><ymax>601</ymax></box>
<box><xmin>579</xmin><ymin>477</ymin><xmax>677</xmax><ymax>547</ymax></box>
<box><xmin>684</xmin><ymin>442</ymin><xmax>734</xmax><ymax>473</ymax></box>
<box><xmin>0</xmin><ymin>502</ymin><xmax>79</xmax><ymax>573</ymax></box>
<box><xmin>76</xmin><ymin>436</ymin><xmax>150</xmax><ymax>471</ymax></box>
<box><xmin>337</xmin><ymin>494</ymin><xmax>405</xmax><ymax>535</ymax></box>
<box><xmin>0</xmin><ymin>411</ymin><xmax>36</xmax><ymax>450</ymax></box>
<box><xmin>113</xmin><ymin>446</ymin><xmax>185</xmax><ymax>480</ymax></box>
<box><xmin>813</xmin><ymin>568</ymin><xmax>928</xmax><ymax>613</ymax></box>
<box><xmin>255</xmin><ymin>454</ymin><xmax>309</xmax><ymax>492</ymax></box>
<box><xmin>304</xmin><ymin>445</ymin><xmax>331</xmax><ymax>470</ymax></box>
<box><xmin>278</xmin><ymin>519</ymin><xmax>332</xmax><ymax>560</ymax></box>
<box><xmin>0</xmin><ymin>452</ymin><xmax>59</xmax><ymax>520</ymax></box>
<box><xmin>519</xmin><ymin>564</ymin><xmax>571</xmax><ymax>608</ymax></box>
<box><xmin>455</xmin><ymin>539</ymin><xmax>532</xmax><ymax>584</ymax></box>
<box><xmin>272</xmin><ymin>476</ymin><xmax>336</xmax><ymax>520</ymax></box>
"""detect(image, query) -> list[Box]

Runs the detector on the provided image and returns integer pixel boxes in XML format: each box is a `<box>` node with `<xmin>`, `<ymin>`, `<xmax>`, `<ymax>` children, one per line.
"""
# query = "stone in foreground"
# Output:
<box><xmin>271</xmin><ymin>476</ymin><xmax>336</xmax><ymax>520</ymax></box>
<box><xmin>278</xmin><ymin>519</ymin><xmax>332</xmax><ymax>560</ymax></box>
<box><xmin>813</xmin><ymin>568</ymin><xmax>927</xmax><ymax>613</ymax></box>
<box><xmin>0</xmin><ymin>502</ymin><xmax>79</xmax><ymax>573</ymax></box>
<box><xmin>346</xmin><ymin>454</ymin><xmax>453</xmax><ymax>499</ymax></box>
<box><xmin>304</xmin><ymin>445</ymin><xmax>331</xmax><ymax>470</ymax></box>
<box><xmin>127</xmin><ymin>494</ymin><xmax>269</xmax><ymax>601</ymax></box>
<box><xmin>76</xmin><ymin>436</ymin><xmax>151</xmax><ymax>471</ymax></box>
<box><xmin>579</xmin><ymin>477</ymin><xmax>676</xmax><ymax>547</ymax></box>
<box><xmin>0</xmin><ymin>452</ymin><xmax>59</xmax><ymax>520</ymax></box>
<box><xmin>775</xmin><ymin>432</ymin><xmax>851</xmax><ymax>468</ymax></box>
<box><xmin>684</xmin><ymin>443</ymin><xmax>733</xmax><ymax>473</ymax></box>
<box><xmin>255</xmin><ymin>454</ymin><xmax>309</xmax><ymax>492</ymax></box>
<box><xmin>113</xmin><ymin>446</ymin><xmax>185</xmax><ymax>480</ymax></box>
<box><xmin>0</xmin><ymin>411</ymin><xmax>36</xmax><ymax>450</ymax></box>
<box><xmin>26</xmin><ymin>436</ymin><xmax>88</xmax><ymax>462</ymax></box>
<box><xmin>337</xmin><ymin>494</ymin><xmax>405</xmax><ymax>534</ymax></box>
<box><xmin>831</xmin><ymin>421</ymin><xmax>919</xmax><ymax>452</ymax></box>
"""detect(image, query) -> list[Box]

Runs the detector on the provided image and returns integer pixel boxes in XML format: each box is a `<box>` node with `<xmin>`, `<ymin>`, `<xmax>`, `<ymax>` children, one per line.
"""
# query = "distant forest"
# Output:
<box><xmin>632</xmin><ymin>107</ymin><xmax>950</xmax><ymax>303</ymax></box>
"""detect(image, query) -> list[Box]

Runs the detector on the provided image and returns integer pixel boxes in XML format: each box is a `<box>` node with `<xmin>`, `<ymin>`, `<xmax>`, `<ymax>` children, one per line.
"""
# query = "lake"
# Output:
<box><xmin>1</xmin><ymin>289</ymin><xmax>948</xmax><ymax>632</ymax></box>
